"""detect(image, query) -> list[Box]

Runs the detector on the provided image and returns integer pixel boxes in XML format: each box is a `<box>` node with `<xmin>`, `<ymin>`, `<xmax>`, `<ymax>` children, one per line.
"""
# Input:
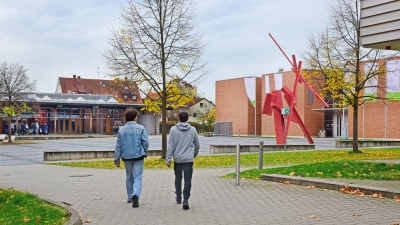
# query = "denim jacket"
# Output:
<box><xmin>114</xmin><ymin>121</ymin><xmax>149</xmax><ymax>165</ymax></box>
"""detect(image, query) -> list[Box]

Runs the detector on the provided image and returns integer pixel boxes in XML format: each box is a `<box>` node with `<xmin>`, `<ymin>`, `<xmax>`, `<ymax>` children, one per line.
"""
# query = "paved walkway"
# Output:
<box><xmin>1</xmin><ymin>136</ymin><xmax>400</xmax><ymax>224</ymax></box>
<box><xmin>1</xmin><ymin>164</ymin><xmax>400</xmax><ymax>224</ymax></box>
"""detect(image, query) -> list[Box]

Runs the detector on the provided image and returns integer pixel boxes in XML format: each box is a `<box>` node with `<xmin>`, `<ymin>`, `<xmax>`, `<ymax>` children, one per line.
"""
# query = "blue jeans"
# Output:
<box><xmin>174</xmin><ymin>162</ymin><xmax>193</xmax><ymax>201</ymax></box>
<box><xmin>124</xmin><ymin>159</ymin><xmax>144</xmax><ymax>200</ymax></box>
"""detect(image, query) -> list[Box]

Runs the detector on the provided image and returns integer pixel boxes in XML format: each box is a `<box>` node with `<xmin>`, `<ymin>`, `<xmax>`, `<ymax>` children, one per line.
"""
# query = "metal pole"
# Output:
<box><xmin>235</xmin><ymin>144</ymin><xmax>240</xmax><ymax>186</ymax></box>
<box><xmin>258</xmin><ymin>141</ymin><xmax>263</xmax><ymax>169</ymax></box>
<box><xmin>385</xmin><ymin>102</ymin><xmax>387</xmax><ymax>141</ymax></box>
<box><xmin>342</xmin><ymin>108</ymin><xmax>345</xmax><ymax>138</ymax></box>
<box><xmin>283</xmin><ymin>116</ymin><xmax>287</xmax><ymax>152</ymax></box>
<box><xmin>255</xmin><ymin>77</ymin><xmax>257</xmax><ymax>136</ymax></box>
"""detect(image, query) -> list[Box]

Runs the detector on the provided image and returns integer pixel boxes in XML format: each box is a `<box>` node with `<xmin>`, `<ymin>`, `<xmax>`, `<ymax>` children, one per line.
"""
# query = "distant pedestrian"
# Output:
<box><xmin>30</xmin><ymin>123</ymin><xmax>35</xmax><ymax>135</ymax></box>
<box><xmin>25</xmin><ymin>123</ymin><xmax>29</xmax><ymax>134</ymax></box>
<box><xmin>35</xmin><ymin>121</ymin><xmax>39</xmax><ymax>135</ymax></box>
<box><xmin>114</xmin><ymin>108</ymin><xmax>149</xmax><ymax>208</ymax></box>
<box><xmin>166</xmin><ymin>112</ymin><xmax>200</xmax><ymax>210</ymax></box>
<box><xmin>44</xmin><ymin>123</ymin><xmax>48</xmax><ymax>135</ymax></box>
<box><xmin>18</xmin><ymin>122</ymin><xmax>22</xmax><ymax>135</ymax></box>
<box><xmin>11</xmin><ymin>122</ymin><xmax>15</xmax><ymax>135</ymax></box>
<box><xmin>4</xmin><ymin>123</ymin><xmax>8</xmax><ymax>135</ymax></box>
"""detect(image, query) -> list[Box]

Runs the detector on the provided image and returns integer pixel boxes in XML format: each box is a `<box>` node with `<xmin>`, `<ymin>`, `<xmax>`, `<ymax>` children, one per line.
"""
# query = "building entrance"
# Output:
<box><xmin>58</xmin><ymin>119</ymin><xmax>82</xmax><ymax>135</ymax></box>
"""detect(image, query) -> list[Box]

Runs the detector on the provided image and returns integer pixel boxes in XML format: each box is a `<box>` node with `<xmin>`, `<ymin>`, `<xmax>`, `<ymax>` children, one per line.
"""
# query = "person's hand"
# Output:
<box><xmin>115</xmin><ymin>163</ymin><xmax>120</xmax><ymax>168</ymax></box>
<box><xmin>166</xmin><ymin>162</ymin><xmax>170</xmax><ymax>168</ymax></box>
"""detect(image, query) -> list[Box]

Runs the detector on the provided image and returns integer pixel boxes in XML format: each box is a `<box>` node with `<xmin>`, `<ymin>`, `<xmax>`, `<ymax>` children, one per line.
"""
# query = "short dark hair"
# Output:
<box><xmin>178</xmin><ymin>112</ymin><xmax>189</xmax><ymax>122</ymax></box>
<box><xmin>124</xmin><ymin>108</ymin><xmax>139</xmax><ymax>122</ymax></box>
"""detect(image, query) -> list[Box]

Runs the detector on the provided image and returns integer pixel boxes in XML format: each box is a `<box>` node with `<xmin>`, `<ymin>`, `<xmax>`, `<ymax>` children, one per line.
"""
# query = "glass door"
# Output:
<box><xmin>58</xmin><ymin>119</ymin><xmax>70</xmax><ymax>135</ymax></box>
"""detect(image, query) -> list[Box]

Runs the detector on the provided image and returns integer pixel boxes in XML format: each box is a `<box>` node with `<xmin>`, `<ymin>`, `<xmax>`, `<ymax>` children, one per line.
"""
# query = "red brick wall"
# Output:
<box><xmin>347</xmin><ymin>56</ymin><xmax>400</xmax><ymax>139</ymax></box>
<box><xmin>303</xmin><ymin>78</ymin><xmax>325</xmax><ymax>136</ymax></box>
<box><xmin>347</xmin><ymin>100</ymin><xmax>400</xmax><ymax>139</ymax></box>
<box><xmin>216</xmin><ymin>78</ymin><xmax>254</xmax><ymax>135</ymax></box>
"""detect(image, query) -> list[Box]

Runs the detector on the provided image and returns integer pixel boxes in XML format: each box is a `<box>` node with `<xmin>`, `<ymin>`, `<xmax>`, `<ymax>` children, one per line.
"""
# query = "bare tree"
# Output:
<box><xmin>104</xmin><ymin>0</ymin><xmax>208</xmax><ymax>158</ymax></box>
<box><xmin>0</xmin><ymin>62</ymin><xmax>36</xmax><ymax>143</ymax></box>
<box><xmin>302</xmin><ymin>0</ymin><xmax>398</xmax><ymax>153</ymax></box>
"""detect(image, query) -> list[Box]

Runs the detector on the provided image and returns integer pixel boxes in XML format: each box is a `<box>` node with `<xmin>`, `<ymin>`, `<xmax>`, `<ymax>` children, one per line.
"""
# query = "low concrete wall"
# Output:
<box><xmin>336</xmin><ymin>140</ymin><xmax>400</xmax><ymax>148</ymax></box>
<box><xmin>44</xmin><ymin>150</ymin><xmax>162</xmax><ymax>161</ymax></box>
<box><xmin>16</xmin><ymin>135</ymin><xmax>103</xmax><ymax>140</ymax></box>
<box><xmin>209</xmin><ymin>144</ymin><xmax>315</xmax><ymax>154</ymax></box>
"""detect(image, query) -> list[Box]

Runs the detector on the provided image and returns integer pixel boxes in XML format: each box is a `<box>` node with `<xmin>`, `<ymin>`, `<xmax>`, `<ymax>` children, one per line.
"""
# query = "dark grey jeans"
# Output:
<box><xmin>174</xmin><ymin>162</ymin><xmax>193</xmax><ymax>201</ymax></box>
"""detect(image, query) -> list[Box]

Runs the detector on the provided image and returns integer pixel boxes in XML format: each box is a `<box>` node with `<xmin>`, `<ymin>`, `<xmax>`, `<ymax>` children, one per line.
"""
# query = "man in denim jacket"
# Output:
<box><xmin>114</xmin><ymin>108</ymin><xmax>149</xmax><ymax>208</ymax></box>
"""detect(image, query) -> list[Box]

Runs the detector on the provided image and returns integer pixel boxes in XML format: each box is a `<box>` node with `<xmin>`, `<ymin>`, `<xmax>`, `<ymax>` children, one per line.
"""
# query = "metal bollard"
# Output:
<box><xmin>235</xmin><ymin>144</ymin><xmax>240</xmax><ymax>186</ymax></box>
<box><xmin>258</xmin><ymin>141</ymin><xmax>263</xmax><ymax>169</ymax></box>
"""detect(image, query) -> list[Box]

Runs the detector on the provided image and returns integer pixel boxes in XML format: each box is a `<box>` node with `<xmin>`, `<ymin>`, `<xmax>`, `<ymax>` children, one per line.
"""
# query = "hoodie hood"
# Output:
<box><xmin>175</xmin><ymin>122</ymin><xmax>191</xmax><ymax>131</ymax></box>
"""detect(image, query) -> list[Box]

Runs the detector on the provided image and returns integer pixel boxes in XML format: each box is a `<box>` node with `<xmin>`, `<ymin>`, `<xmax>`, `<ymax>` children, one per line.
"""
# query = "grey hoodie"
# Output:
<box><xmin>166</xmin><ymin>122</ymin><xmax>200</xmax><ymax>164</ymax></box>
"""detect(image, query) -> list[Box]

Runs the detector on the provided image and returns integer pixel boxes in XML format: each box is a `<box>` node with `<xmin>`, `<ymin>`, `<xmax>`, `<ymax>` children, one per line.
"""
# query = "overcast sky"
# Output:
<box><xmin>0</xmin><ymin>0</ymin><xmax>334</xmax><ymax>103</ymax></box>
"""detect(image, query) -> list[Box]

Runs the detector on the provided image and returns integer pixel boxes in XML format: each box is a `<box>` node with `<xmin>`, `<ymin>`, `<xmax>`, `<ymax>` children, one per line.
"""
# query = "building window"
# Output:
<box><xmin>193</xmin><ymin>113</ymin><xmax>197</xmax><ymax>117</ymax></box>
<box><xmin>200</xmin><ymin>103</ymin><xmax>204</xmax><ymax>107</ymax></box>
<box><xmin>308</xmin><ymin>89</ymin><xmax>313</xmax><ymax>105</ymax></box>
<box><xmin>132</xmin><ymin>94</ymin><xmax>137</xmax><ymax>101</ymax></box>
<box><xmin>123</xmin><ymin>95</ymin><xmax>128</xmax><ymax>100</ymax></box>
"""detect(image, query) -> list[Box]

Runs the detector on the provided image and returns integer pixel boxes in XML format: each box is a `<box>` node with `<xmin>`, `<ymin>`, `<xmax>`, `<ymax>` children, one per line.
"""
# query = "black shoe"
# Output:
<box><xmin>183</xmin><ymin>201</ymin><xmax>189</xmax><ymax>210</ymax></box>
<box><xmin>175</xmin><ymin>197</ymin><xmax>181</xmax><ymax>204</ymax></box>
<box><xmin>131</xmin><ymin>195</ymin><xmax>139</xmax><ymax>208</ymax></box>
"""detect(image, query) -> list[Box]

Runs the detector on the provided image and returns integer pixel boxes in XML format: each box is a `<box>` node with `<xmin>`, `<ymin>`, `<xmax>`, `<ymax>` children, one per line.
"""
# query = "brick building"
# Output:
<box><xmin>347</xmin><ymin>57</ymin><xmax>400</xmax><ymax>139</ymax></box>
<box><xmin>216</xmin><ymin>57</ymin><xmax>400</xmax><ymax>139</ymax></box>
<box><xmin>0</xmin><ymin>75</ymin><xmax>160</xmax><ymax>135</ymax></box>
<box><xmin>216</xmin><ymin>72</ymin><xmax>326</xmax><ymax>137</ymax></box>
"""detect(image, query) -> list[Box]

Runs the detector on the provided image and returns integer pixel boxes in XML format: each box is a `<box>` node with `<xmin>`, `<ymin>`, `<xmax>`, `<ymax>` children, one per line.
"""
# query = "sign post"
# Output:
<box><xmin>281</xmin><ymin>108</ymin><xmax>290</xmax><ymax>151</ymax></box>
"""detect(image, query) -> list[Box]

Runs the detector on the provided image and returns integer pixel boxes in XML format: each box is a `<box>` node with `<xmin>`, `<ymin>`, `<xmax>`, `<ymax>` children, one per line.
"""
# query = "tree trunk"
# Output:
<box><xmin>160</xmin><ymin>1</ymin><xmax>167</xmax><ymax>159</ymax></box>
<box><xmin>352</xmin><ymin>104</ymin><xmax>360</xmax><ymax>153</ymax></box>
<box><xmin>161</xmin><ymin>94</ymin><xmax>167</xmax><ymax>159</ymax></box>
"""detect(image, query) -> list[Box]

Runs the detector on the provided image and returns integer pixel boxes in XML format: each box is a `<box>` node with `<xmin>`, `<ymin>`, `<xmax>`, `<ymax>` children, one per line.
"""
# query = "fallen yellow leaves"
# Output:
<box><xmin>82</xmin><ymin>219</ymin><xmax>92</xmax><ymax>223</ymax></box>
<box><xmin>289</xmin><ymin>172</ymin><xmax>295</xmax><ymax>176</ymax></box>
<box><xmin>23</xmin><ymin>216</ymin><xmax>30</xmax><ymax>223</ymax></box>
<box><xmin>306</xmin><ymin>185</ymin><xmax>316</xmax><ymax>189</ymax></box>
<box><xmin>372</xmin><ymin>193</ymin><xmax>385</xmax><ymax>199</ymax></box>
<box><xmin>340</xmin><ymin>186</ymin><xmax>392</xmax><ymax>200</ymax></box>
<box><xmin>340</xmin><ymin>186</ymin><xmax>364</xmax><ymax>196</ymax></box>
<box><xmin>353</xmin><ymin>214</ymin><xmax>361</xmax><ymax>217</ymax></box>
<box><xmin>394</xmin><ymin>196</ymin><xmax>400</xmax><ymax>202</ymax></box>
<box><xmin>280</xmin><ymin>180</ymin><xmax>290</xmax><ymax>185</ymax></box>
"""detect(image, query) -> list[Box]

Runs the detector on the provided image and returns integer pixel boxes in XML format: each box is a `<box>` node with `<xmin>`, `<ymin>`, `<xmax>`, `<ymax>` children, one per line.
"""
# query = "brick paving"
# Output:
<box><xmin>1</xmin><ymin>164</ymin><xmax>400</xmax><ymax>225</ymax></box>
<box><xmin>1</xmin><ymin>137</ymin><xmax>400</xmax><ymax>224</ymax></box>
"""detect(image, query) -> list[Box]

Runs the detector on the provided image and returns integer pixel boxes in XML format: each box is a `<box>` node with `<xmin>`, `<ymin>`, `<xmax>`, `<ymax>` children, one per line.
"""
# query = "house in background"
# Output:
<box><xmin>165</xmin><ymin>97</ymin><xmax>215</xmax><ymax>124</ymax></box>
<box><xmin>186</xmin><ymin>98</ymin><xmax>215</xmax><ymax>123</ymax></box>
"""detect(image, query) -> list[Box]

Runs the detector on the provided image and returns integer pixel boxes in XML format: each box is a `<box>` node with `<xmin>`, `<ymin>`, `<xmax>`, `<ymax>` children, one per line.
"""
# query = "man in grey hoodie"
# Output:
<box><xmin>166</xmin><ymin>112</ymin><xmax>200</xmax><ymax>210</ymax></box>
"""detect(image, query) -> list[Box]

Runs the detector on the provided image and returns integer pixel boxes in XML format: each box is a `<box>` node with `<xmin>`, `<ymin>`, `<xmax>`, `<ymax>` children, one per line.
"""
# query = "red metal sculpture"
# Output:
<box><xmin>262</xmin><ymin>34</ymin><xmax>329</xmax><ymax>144</ymax></box>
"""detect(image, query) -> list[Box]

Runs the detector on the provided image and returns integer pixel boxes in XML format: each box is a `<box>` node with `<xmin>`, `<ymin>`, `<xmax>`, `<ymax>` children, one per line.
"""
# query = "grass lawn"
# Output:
<box><xmin>223</xmin><ymin>160</ymin><xmax>400</xmax><ymax>180</ymax></box>
<box><xmin>0</xmin><ymin>189</ymin><xmax>69</xmax><ymax>225</ymax></box>
<box><xmin>51</xmin><ymin>148</ymin><xmax>400</xmax><ymax>170</ymax></box>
